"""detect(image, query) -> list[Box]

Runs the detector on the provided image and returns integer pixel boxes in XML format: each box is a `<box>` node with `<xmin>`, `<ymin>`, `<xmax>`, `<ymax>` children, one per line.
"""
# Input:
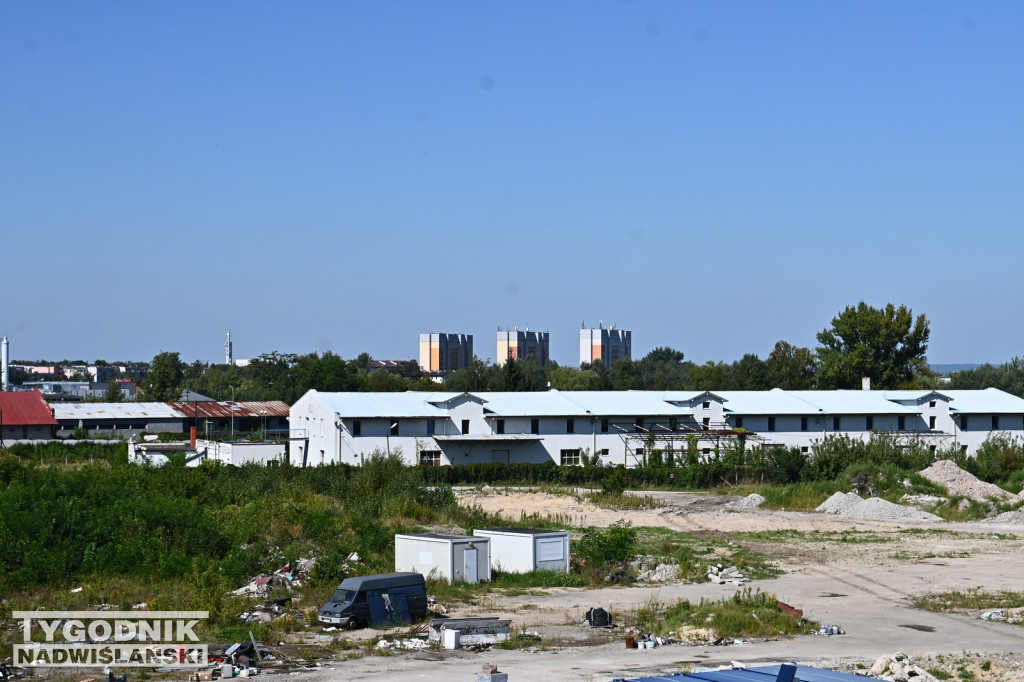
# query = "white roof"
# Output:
<box><xmin>478</xmin><ymin>391</ymin><xmax>589</xmax><ymax>417</ymax></box>
<box><xmin>785</xmin><ymin>391</ymin><xmax>919</xmax><ymax>415</ymax></box>
<box><xmin>53</xmin><ymin>402</ymin><xmax>184</xmax><ymax>420</ymax></box>
<box><xmin>942</xmin><ymin>388</ymin><xmax>1024</xmax><ymax>414</ymax></box>
<box><xmin>717</xmin><ymin>389</ymin><xmax>821</xmax><ymax>415</ymax></box>
<box><xmin>559</xmin><ymin>391</ymin><xmax>693</xmax><ymax>417</ymax></box>
<box><xmin>316</xmin><ymin>392</ymin><xmax>454</xmax><ymax>418</ymax></box>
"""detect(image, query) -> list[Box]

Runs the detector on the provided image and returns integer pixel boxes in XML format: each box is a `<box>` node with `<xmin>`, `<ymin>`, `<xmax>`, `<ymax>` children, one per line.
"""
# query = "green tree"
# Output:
<box><xmin>816</xmin><ymin>302</ymin><xmax>931</xmax><ymax>389</ymax></box>
<box><xmin>143</xmin><ymin>352</ymin><xmax>186</xmax><ymax>401</ymax></box>
<box><xmin>103</xmin><ymin>380</ymin><xmax>125</xmax><ymax>402</ymax></box>
<box><xmin>765</xmin><ymin>341</ymin><xmax>818</xmax><ymax>389</ymax></box>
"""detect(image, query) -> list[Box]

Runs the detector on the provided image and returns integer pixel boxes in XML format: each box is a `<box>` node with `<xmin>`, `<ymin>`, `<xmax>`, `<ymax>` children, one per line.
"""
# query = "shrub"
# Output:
<box><xmin>574</xmin><ymin>520</ymin><xmax>638</xmax><ymax>567</ymax></box>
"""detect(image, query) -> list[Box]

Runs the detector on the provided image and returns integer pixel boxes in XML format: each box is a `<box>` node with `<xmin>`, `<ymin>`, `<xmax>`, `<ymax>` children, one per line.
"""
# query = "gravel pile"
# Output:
<box><xmin>817</xmin><ymin>492</ymin><xmax>941</xmax><ymax>522</ymax></box>
<box><xmin>836</xmin><ymin>496</ymin><xmax>942</xmax><ymax>522</ymax></box>
<box><xmin>816</xmin><ymin>492</ymin><xmax>864</xmax><ymax>514</ymax></box>
<box><xmin>980</xmin><ymin>509</ymin><xmax>1024</xmax><ymax>525</ymax></box>
<box><xmin>732</xmin><ymin>493</ymin><xmax>766</xmax><ymax>508</ymax></box>
<box><xmin>918</xmin><ymin>459</ymin><xmax>1015</xmax><ymax>502</ymax></box>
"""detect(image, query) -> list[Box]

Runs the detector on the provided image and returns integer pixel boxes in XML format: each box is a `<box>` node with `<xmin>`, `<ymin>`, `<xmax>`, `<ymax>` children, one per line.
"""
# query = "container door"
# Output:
<box><xmin>464</xmin><ymin>548</ymin><xmax>478</xmax><ymax>584</ymax></box>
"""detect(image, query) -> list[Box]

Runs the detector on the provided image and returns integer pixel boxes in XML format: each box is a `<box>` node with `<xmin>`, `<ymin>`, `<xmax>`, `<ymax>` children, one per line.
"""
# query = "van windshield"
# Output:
<box><xmin>331</xmin><ymin>589</ymin><xmax>358</xmax><ymax>603</ymax></box>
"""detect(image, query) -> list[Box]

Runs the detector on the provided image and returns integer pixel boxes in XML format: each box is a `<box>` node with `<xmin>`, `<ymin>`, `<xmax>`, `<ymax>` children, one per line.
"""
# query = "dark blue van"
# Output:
<box><xmin>319</xmin><ymin>572</ymin><xmax>428</xmax><ymax>629</ymax></box>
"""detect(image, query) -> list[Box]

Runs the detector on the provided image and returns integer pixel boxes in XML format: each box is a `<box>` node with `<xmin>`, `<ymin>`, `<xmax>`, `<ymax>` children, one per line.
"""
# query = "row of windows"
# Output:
<box><xmin>352</xmin><ymin>414</ymin><xmax>1010</xmax><ymax>437</ymax></box>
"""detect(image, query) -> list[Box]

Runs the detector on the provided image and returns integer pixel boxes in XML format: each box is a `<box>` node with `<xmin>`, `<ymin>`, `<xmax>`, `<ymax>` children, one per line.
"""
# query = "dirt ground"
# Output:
<box><xmin>318</xmin><ymin>488</ymin><xmax>1024</xmax><ymax>682</ymax></box>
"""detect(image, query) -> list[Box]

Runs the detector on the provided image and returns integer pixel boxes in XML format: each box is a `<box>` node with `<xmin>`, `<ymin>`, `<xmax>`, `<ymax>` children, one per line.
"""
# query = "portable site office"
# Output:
<box><xmin>394</xmin><ymin>533</ymin><xmax>491</xmax><ymax>584</ymax></box>
<box><xmin>473</xmin><ymin>528</ymin><xmax>571</xmax><ymax>574</ymax></box>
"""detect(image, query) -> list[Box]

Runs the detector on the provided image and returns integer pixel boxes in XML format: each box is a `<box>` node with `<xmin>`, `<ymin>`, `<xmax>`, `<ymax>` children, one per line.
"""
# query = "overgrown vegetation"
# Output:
<box><xmin>913</xmin><ymin>588</ymin><xmax>1024</xmax><ymax>621</ymax></box>
<box><xmin>656</xmin><ymin>588</ymin><xmax>818</xmax><ymax>638</ymax></box>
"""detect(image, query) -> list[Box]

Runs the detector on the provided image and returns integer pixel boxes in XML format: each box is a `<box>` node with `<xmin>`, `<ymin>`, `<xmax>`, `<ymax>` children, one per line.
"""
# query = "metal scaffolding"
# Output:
<box><xmin>612</xmin><ymin>420</ymin><xmax>766</xmax><ymax>467</ymax></box>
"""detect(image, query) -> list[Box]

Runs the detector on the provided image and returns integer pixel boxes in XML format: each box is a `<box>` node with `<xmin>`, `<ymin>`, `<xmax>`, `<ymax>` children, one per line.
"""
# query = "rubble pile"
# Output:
<box><xmin>984</xmin><ymin>509</ymin><xmax>1024</xmax><ymax>525</ymax></box>
<box><xmin>869</xmin><ymin>651</ymin><xmax>941</xmax><ymax>681</ymax></box>
<box><xmin>732</xmin><ymin>493</ymin><xmax>766</xmax><ymax>509</ymax></box>
<box><xmin>919</xmin><ymin>459</ymin><xmax>1015</xmax><ymax>502</ymax></box>
<box><xmin>816</xmin><ymin>492</ymin><xmax>863</xmax><ymax>515</ymax></box>
<box><xmin>635</xmin><ymin>562</ymin><xmax>680</xmax><ymax>583</ymax></box>
<box><xmin>706</xmin><ymin>564</ymin><xmax>749</xmax><ymax>585</ymax></box>
<box><xmin>816</xmin><ymin>492</ymin><xmax>941</xmax><ymax>522</ymax></box>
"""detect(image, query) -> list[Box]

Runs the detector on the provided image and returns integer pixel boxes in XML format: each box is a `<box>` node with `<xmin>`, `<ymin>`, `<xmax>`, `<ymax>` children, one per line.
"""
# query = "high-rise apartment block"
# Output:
<box><xmin>419</xmin><ymin>333</ymin><xmax>473</xmax><ymax>373</ymax></box>
<box><xmin>580</xmin><ymin>324</ymin><xmax>631</xmax><ymax>367</ymax></box>
<box><xmin>497</xmin><ymin>328</ymin><xmax>550</xmax><ymax>366</ymax></box>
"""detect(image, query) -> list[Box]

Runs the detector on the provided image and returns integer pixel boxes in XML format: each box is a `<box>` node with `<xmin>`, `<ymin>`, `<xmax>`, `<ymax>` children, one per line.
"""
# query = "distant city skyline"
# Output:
<box><xmin>3</xmin><ymin>2</ymin><xmax>1022</xmax><ymax>367</ymax></box>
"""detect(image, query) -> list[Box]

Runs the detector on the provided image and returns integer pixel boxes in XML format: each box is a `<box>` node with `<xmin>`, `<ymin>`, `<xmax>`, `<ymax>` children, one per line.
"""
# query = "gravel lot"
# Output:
<box><xmin>313</xmin><ymin>478</ymin><xmax>1024</xmax><ymax>682</ymax></box>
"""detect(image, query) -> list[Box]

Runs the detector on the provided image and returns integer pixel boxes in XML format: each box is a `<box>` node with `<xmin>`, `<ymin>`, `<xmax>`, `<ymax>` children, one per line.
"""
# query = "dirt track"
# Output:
<box><xmin>320</xmin><ymin>489</ymin><xmax>1024</xmax><ymax>681</ymax></box>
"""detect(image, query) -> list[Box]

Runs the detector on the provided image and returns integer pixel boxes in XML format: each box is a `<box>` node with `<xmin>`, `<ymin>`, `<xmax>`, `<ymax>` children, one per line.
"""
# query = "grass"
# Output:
<box><xmin>657</xmin><ymin>588</ymin><xmax>818</xmax><ymax>639</ymax></box>
<box><xmin>734</xmin><ymin>528</ymin><xmax>893</xmax><ymax>545</ymax></box>
<box><xmin>913</xmin><ymin>588</ymin><xmax>1024</xmax><ymax>617</ymax></box>
<box><xmin>632</xmin><ymin>527</ymin><xmax>780</xmax><ymax>582</ymax></box>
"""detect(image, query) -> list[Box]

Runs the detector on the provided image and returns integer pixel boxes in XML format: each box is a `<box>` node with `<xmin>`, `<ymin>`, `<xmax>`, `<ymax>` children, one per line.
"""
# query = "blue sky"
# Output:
<box><xmin>2</xmin><ymin>1</ymin><xmax>1022</xmax><ymax>367</ymax></box>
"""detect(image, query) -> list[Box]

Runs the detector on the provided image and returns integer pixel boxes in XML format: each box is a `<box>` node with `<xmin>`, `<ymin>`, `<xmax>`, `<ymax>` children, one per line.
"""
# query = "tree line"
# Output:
<box><xmin>60</xmin><ymin>301</ymin><xmax>1023</xmax><ymax>401</ymax></box>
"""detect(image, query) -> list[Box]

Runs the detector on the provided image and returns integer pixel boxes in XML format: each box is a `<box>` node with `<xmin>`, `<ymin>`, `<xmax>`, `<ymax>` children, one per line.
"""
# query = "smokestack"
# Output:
<box><xmin>862</xmin><ymin>377</ymin><xmax>871</xmax><ymax>391</ymax></box>
<box><xmin>1</xmin><ymin>336</ymin><xmax>8</xmax><ymax>391</ymax></box>
<box><xmin>226</xmin><ymin>331</ymin><xmax>233</xmax><ymax>366</ymax></box>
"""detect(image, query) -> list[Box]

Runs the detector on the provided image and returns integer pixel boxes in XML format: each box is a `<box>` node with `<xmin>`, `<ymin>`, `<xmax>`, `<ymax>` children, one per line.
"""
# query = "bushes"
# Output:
<box><xmin>574</xmin><ymin>521</ymin><xmax>638</xmax><ymax>568</ymax></box>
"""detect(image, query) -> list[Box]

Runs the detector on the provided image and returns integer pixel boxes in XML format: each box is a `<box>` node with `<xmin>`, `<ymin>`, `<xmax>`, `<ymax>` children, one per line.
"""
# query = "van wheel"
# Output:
<box><xmin>346</xmin><ymin>619</ymin><xmax>359</xmax><ymax>630</ymax></box>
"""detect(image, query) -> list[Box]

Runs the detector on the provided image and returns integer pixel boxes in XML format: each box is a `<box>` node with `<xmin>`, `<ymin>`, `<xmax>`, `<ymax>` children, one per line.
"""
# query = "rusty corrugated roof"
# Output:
<box><xmin>166</xmin><ymin>401</ymin><xmax>290</xmax><ymax>419</ymax></box>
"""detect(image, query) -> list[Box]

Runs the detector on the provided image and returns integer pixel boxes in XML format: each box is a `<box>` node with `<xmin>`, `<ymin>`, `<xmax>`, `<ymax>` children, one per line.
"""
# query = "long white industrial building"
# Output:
<box><xmin>288</xmin><ymin>388</ymin><xmax>1024</xmax><ymax>467</ymax></box>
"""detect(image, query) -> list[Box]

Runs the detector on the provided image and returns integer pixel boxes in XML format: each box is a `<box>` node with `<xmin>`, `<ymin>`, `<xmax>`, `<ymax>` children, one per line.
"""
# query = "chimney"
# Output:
<box><xmin>1</xmin><ymin>336</ymin><xmax>8</xmax><ymax>390</ymax></box>
<box><xmin>862</xmin><ymin>377</ymin><xmax>871</xmax><ymax>391</ymax></box>
<box><xmin>226</xmin><ymin>331</ymin><xmax>233</xmax><ymax>366</ymax></box>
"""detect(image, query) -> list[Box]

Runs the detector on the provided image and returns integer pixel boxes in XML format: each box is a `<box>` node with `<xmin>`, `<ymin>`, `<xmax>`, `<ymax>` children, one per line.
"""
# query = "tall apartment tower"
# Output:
<box><xmin>419</xmin><ymin>333</ymin><xmax>473</xmax><ymax>373</ymax></box>
<box><xmin>497</xmin><ymin>327</ymin><xmax>550</xmax><ymax>366</ymax></box>
<box><xmin>580</xmin><ymin>322</ymin><xmax>631</xmax><ymax>367</ymax></box>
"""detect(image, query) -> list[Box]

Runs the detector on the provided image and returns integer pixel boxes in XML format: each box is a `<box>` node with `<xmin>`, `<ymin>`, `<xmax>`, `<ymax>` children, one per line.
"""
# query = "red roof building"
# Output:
<box><xmin>0</xmin><ymin>390</ymin><xmax>58</xmax><ymax>442</ymax></box>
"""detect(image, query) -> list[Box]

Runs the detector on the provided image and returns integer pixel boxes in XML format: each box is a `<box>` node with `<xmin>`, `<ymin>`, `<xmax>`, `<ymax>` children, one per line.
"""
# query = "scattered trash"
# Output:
<box><xmin>70</xmin><ymin>587</ymin><xmax>83</xmax><ymax>594</ymax></box>
<box><xmin>816</xmin><ymin>624</ymin><xmax>845</xmax><ymax>636</ymax></box>
<box><xmin>238</xmin><ymin>597</ymin><xmax>294</xmax><ymax>625</ymax></box>
<box><xmin>585</xmin><ymin>607</ymin><xmax>613</xmax><ymax>627</ymax></box>
<box><xmin>232</xmin><ymin>557</ymin><xmax>315</xmax><ymax>598</ymax></box>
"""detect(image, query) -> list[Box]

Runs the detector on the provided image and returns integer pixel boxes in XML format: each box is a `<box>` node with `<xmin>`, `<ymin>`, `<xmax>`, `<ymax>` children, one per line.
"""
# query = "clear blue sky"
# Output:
<box><xmin>2</xmin><ymin>1</ymin><xmax>1022</xmax><ymax>367</ymax></box>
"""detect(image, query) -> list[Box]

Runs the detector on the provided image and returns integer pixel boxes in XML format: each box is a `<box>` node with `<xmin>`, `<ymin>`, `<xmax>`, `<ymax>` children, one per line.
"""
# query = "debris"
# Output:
<box><xmin>636</xmin><ymin>562</ymin><xmax>680</xmax><ymax>583</ymax></box>
<box><xmin>732</xmin><ymin>493</ymin><xmax>766</xmax><ymax>509</ymax></box>
<box><xmin>70</xmin><ymin>587</ymin><xmax>83</xmax><ymax>594</ymax></box>
<box><xmin>816</xmin><ymin>625</ymin><xmax>845</xmax><ymax>636</ymax></box>
<box><xmin>706</xmin><ymin>564</ymin><xmax>749</xmax><ymax>585</ymax></box>
<box><xmin>869</xmin><ymin>652</ymin><xmax>940</xmax><ymax>681</ymax></box>
<box><xmin>775</xmin><ymin>601</ymin><xmax>803</xmax><ymax>618</ymax></box>
<box><xmin>585</xmin><ymin>607</ymin><xmax>613</xmax><ymax>627</ymax></box>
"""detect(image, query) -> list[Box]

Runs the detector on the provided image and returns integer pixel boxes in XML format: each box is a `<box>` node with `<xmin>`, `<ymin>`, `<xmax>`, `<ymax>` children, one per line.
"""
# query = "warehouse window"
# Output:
<box><xmin>734</xmin><ymin>417</ymin><xmax>743</xmax><ymax>429</ymax></box>
<box><xmin>898</xmin><ymin>416</ymin><xmax>905</xmax><ymax>430</ymax></box>
<box><xmin>419</xmin><ymin>450</ymin><xmax>442</xmax><ymax>466</ymax></box>
<box><xmin>461</xmin><ymin>419</ymin><xmax>470</xmax><ymax>435</ymax></box>
<box><xmin>800</xmin><ymin>417</ymin><xmax>808</xmax><ymax>432</ymax></box>
<box><xmin>531</xmin><ymin>418</ymin><xmax>539</xmax><ymax>434</ymax></box>
<box><xmin>833</xmin><ymin>416</ymin><xmax>841</xmax><ymax>431</ymax></box>
<box><xmin>390</xmin><ymin>421</ymin><xmax>399</xmax><ymax>436</ymax></box>
<box><xmin>601</xmin><ymin>418</ymin><xmax>609</xmax><ymax>433</ymax></box>
<box><xmin>560</xmin><ymin>449</ymin><xmax>581</xmax><ymax>466</ymax></box>
<box><xmin>992</xmin><ymin>415</ymin><xmax>1000</xmax><ymax>430</ymax></box>
<box><xmin>352</xmin><ymin>420</ymin><xmax>361</xmax><ymax>436</ymax></box>
<box><xmin>496</xmin><ymin>419</ymin><xmax>505</xmax><ymax>434</ymax></box>
<box><xmin>702</xmin><ymin>417</ymin><xmax>710</xmax><ymax>429</ymax></box>
<box><xmin>929</xmin><ymin>416</ymin><xmax>936</xmax><ymax>430</ymax></box>
<box><xmin>960</xmin><ymin>416</ymin><xmax>968</xmax><ymax>431</ymax></box>
<box><xmin>865</xmin><ymin>416</ymin><xmax>873</xmax><ymax>431</ymax></box>
<box><xmin>767</xmin><ymin>417</ymin><xmax>776</xmax><ymax>432</ymax></box>
<box><xmin>566</xmin><ymin>418</ymin><xmax>574</xmax><ymax>434</ymax></box>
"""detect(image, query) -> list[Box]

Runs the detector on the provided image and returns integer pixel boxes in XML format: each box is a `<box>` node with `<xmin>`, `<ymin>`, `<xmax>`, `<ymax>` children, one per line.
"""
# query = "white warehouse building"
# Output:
<box><xmin>288</xmin><ymin>388</ymin><xmax>1024</xmax><ymax>467</ymax></box>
